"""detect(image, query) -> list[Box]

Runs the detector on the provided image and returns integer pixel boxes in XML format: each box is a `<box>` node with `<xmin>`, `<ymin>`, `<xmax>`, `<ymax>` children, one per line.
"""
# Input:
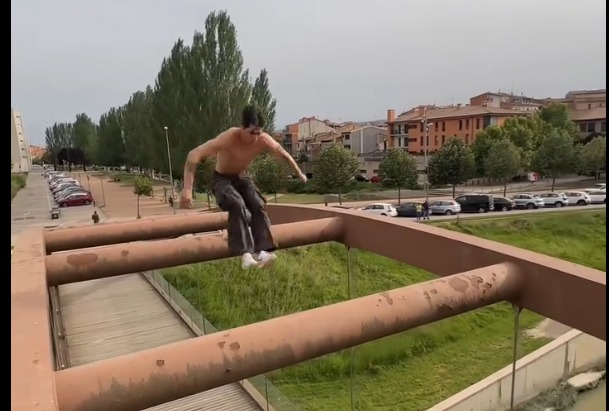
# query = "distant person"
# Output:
<box><xmin>422</xmin><ymin>199</ymin><xmax>430</xmax><ymax>220</ymax></box>
<box><xmin>180</xmin><ymin>105</ymin><xmax>307</xmax><ymax>270</ymax></box>
<box><xmin>415</xmin><ymin>203</ymin><xmax>423</xmax><ymax>221</ymax></box>
<box><xmin>91</xmin><ymin>211</ymin><xmax>100</xmax><ymax>224</ymax></box>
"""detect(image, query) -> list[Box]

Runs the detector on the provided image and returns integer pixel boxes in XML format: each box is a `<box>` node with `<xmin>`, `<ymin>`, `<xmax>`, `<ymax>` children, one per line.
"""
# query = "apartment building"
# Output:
<box><xmin>549</xmin><ymin>89</ymin><xmax>607</xmax><ymax>136</ymax></box>
<box><xmin>386</xmin><ymin>105</ymin><xmax>526</xmax><ymax>154</ymax></box>
<box><xmin>279</xmin><ymin>117</ymin><xmax>336</xmax><ymax>155</ymax></box>
<box><xmin>11</xmin><ymin>109</ymin><xmax>32</xmax><ymax>173</ymax></box>
<box><xmin>306</xmin><ymin>123</ymin><xmax>389</xmax><ymax>159</ymax></box>
<box><xmin>470</xmin><ymin>91</ymin><xmax>544</xmax><ymax>112</ymax></box>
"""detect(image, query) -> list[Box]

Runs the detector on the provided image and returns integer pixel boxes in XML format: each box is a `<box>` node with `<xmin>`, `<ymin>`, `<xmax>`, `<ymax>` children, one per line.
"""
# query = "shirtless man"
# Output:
<box><xmin>180</xmin><ymin>105</ymin><xmax>307</xmax><ymax>269</ymax></box>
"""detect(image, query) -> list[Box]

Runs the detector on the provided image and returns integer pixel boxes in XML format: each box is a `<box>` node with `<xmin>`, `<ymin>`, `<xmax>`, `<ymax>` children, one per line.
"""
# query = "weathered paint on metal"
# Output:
<box><xmin>265</xmin><ymin>204</ymin><xmax>607</xmax><ymax>341</ymax></box>
<box><xmin>44</xmin><ymin>212</ymin><xmax>229</xmax><ymax>253</ymax></box>
<box><xmin>53</xmin><ymin>264</ymin><xmax>521</xmax><ymax>411</ymax></box>
<box><xmin>45</xmin><ymin>217</ymin><xmax>345</xmax><ymax>286</ymax></box>
<box><xmin>11</xmin><ymin>229</ymin><xmax>59</xmax><ymax>411</ymax></box>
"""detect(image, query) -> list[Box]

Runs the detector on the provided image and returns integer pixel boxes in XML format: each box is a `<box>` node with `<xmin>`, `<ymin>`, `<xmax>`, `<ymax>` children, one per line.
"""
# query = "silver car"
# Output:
<box><xmin>511</xmin><ymin>193</ymin><xmax>545</xmax><ymax>209</ymax></box>
<box><xmin>429</xmin><ymin>200</ymin><xmax>461</xmax><ymax>215</ymax></box>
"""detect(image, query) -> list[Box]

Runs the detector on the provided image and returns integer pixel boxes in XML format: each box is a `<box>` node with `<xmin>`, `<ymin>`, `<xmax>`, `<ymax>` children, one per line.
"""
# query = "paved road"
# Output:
<box><xmin>11</xmin><ymin>167</ymin><xmax>105</xmax><ymax>246</ymax></box>
<box><xmin>357</xmin><ymin>203</ymin><xmax>606</xmax><ymax>224</ymax></box>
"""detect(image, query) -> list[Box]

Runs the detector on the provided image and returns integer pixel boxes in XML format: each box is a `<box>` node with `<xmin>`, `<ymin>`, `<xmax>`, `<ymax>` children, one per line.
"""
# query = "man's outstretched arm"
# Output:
<box><xmin>182</xmin><ymin>136</ymin><xmax>223</xmax><ymax>201</ymax></box>
<box><xmin>263</xmin><ymin>134</ymin><xmax>307</xmax><ymax>182</ymax></box>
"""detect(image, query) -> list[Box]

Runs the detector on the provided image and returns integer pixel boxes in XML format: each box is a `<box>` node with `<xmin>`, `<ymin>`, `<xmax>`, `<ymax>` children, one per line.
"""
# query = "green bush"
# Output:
<box><xmin>11</xmin><ymin>174</ymin><xmax>27</xmax><ymax>200</ymax></box>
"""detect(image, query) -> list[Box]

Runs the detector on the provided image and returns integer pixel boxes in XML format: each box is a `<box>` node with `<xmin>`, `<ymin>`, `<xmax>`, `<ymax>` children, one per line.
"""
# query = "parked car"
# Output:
<box><xmin>55</xmin><ymin>187</ymin><xmax>89</xmax><ymax>200</ymax></box>
<box><xmin>370</xmin><ymin>176</ymin><xmax>381</xmax><ymax>184</ymax></box>
<box><xmin>429</xmin><ymin>200</ymin><xmax>461</xmax><ymax>215</ymax></box>
<box><xmin>454</xmin><ymin>194</ymin><xmax>495</xmax><ymax>213</ymax></box>
<box><xmin>395</xmin><ymin>203</ymin><xmax>421</xmax><ymax>218</ymax></box>
<box><xmin>537</xmin><ymin>192</ymin><xmax>568</xmax><ymax>208</ymax></box>
<box><xmin>492</xmin><ymin>196</ymin><xmax>515</xmax><ymax>211</ymax></box>
<box><xmin>361</xmin><ymin>203</ymin><xmax>398</xmax><ymax>217</ymax></box>
<box><xmin>584</xmin><ymin>183</ymin><xmax>606</xmax><ymax>191</ymax></box>
<box><xmin>584</xmin><ymin>190</ymin><xmax>606</xmax><ymax>204</ymax></box>
<box><xmin>354</xmin><ymin>174</ymin><xmax>370</xmax><ymax>182</ymax></box>
<box><xmin>57</xmin><ymin>192</ymin><xmax>93</xmax><ymax>207</ymax></box>
<box><xmin>563</xmin><ymin>191</ymin><xmax>591</xmax><ymax>206</ymax></box>
<box><xmin>511</xmin><ymin>193</ymin><xmax>545</xmax><ymax>209</ymax></box>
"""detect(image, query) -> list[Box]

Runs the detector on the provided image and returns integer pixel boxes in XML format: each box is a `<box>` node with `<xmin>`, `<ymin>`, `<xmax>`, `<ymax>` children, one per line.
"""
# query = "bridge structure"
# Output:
<box><xmin>12</xmin><ymin>204</ymin><xmax>606</xmax><ymax>411</ymax></box>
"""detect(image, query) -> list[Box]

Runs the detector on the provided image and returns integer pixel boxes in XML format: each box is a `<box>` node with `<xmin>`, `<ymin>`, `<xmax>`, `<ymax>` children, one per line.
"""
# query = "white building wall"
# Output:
<box><xmin>11</xmin><ymin>109</ymin><xmax>32</xmax><ymax>173</ymax></box>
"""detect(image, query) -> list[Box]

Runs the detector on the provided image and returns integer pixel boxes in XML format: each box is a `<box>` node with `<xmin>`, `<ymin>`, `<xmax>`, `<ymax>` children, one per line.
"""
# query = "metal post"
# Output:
<box><xmin>347</xmin><ymin>246</ymin><xmax>356</xmax><ymax>411</ymax></box>
<box><xmin>100</xmin><ymin>178</ymin><xmax>106</xmax><ymax>208</ymax></box>
<box><xmin>510</xmin><ymin>305</ymin><xmax>522</xmax><ymax>410</ymax></box>
<box><xmin>423</xmin><ymin>110</ymin><xmax>431</xmax><ymax>200</ymax></box>
<box><xmin>164</xmin><ymin>126</ymin><xmax>176</xmax><ymax>215</ymax></box>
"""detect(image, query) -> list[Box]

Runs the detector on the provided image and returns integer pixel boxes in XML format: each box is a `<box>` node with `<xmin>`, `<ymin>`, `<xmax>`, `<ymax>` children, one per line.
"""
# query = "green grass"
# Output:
<box><xmin>163</xmin><ymin>211</ymin><xmax>605</xmax><ymax>411</ymax></box>
<box><xmin>11</xmin><ymin>173</ymin><xmax>27</xmax><ymax>200</ymax></box>
<box><xmin>434</xmin><ymin>211</ymin><xmax>606</xmax><ymax>271</ymax></box>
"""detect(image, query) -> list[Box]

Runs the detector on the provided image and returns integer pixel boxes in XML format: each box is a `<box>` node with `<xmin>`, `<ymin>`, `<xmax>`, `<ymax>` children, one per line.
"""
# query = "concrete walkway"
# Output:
<box><xmin>11</xmin><ymin>167</ymin><xmax>104</xmax><ymax>246</ymax></box>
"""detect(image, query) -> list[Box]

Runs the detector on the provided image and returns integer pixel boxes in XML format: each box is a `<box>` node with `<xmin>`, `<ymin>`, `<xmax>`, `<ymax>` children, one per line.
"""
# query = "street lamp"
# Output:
<box><xmin>422</xmin><ymin>113</ymin><xmax>434</xmax><ymax>199</ymax></box>
<box><xmin>164</xmin><ymin>126</ymin><xmax>176</xmax><ymax>214</ymax></box>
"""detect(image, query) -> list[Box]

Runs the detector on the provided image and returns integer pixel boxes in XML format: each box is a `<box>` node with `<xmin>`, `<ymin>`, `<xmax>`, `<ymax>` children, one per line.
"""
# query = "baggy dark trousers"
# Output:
<box><xmin>211</xmin><ymin>171</ymin><xmax>276</xmax><ymax>256</ymax></box>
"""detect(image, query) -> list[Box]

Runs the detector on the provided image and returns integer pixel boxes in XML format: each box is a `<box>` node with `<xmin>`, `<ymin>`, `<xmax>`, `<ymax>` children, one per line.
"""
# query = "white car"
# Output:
<box><xmin>563</xmin><ymin>191</ymin><xmax>591</xmax><ymax>206</ymax></box>
<box><xmin>361</xmin><ymin>203</ymin><xmax>398</xmax><ymax>217</ymax></box>
<box><xmin>585</xmin><ymin>190</ymin><xmax>606</xmax><ymax>204</ymax></box>
<box><xmin>537</xmin><ymin>192</ymin><xmax>568</xmax><ymax>208</ymax></box>
<box><xmin>584</xmin><ymin>183</ymin><xmax>606</xmax><ymax>192</ymax></box>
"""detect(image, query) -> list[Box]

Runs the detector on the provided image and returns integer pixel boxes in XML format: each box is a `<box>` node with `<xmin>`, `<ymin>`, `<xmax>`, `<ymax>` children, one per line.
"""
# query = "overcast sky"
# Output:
<box><xmin>11</xmin><ymin>0</ymin><xmax>607</xmax><ymax>146</ymax></box>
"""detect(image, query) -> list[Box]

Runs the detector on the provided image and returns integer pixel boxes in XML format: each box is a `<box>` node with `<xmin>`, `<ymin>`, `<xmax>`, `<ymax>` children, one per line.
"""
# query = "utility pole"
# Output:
<box><xmin>164</xmin><ymin>126</ymin><xmax>176</xmax><ymax>215</ymax></box>
<box><xmin>422</xmin><ymin>108</ymin><xmax>431</xmax><ymax>199</ymax></box>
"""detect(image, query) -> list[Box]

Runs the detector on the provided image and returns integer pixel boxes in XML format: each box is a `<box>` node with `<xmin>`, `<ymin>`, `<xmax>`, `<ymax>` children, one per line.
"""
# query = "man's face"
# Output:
<box><xmin>241</xmin><ymin>125</ymin><xmax>262</xmax><ymax>142</ymax></box>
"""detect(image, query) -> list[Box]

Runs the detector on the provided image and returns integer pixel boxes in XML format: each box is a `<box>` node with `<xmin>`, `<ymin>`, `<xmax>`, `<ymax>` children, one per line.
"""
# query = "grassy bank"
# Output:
<box><xmin>163</xmin><ymin>211</ymin><xmax>605</xmax><ymax>410</ymax></box>
<box><xmin>434</xmin><ymin>211</ymin><xmax>606</xmax><ymax>271</ymax></box>
<box><xmin>11</xmin><ymin>173</ymin><xmax>27</xmax><ymax>200</ymax></box>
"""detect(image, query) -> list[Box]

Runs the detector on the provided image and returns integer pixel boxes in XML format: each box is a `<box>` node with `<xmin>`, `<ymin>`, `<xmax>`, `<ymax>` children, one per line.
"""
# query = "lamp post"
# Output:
<box><xmin>164</xmin><ymin>126</ymin><xmax>176</xmax><ymax>214</ymax></box>
<box><xmin>422</xmin><ymin>110</ymin><xmax>433</xmax><ymax>199</ymax></box>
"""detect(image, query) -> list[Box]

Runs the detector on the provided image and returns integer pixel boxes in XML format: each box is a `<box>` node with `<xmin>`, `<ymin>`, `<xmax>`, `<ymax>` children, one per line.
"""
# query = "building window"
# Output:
<box><xmin>602</xmin><ymin>122</ymin><xmax>606</xmax><ymax>132</ymax></box>
<box><xmin>442</xmin><ymin>135</ymin><xmax>446</xmax><ymax>144</ymax></box>
<box><xmin>420</xmin><ymin>122</ymin><xmax>424</xmax><ymax>132</ymax></box>
<box><xmin>442</xmin><ymin>121</ymin><xmax>446</xmax><ymax>132</ymax></box>
<box><xmin>476</xmin><ymin>118</ymin><xmax>480</xmax><ymax>129</ymax></box>
<box><xmin>587</xmin><ymin>122</ymin><xmax>596</xmax><ymax>132</ymax></box>
<box><xmin>465</xmin><ymin>119</ymin><xmax>470</xmax><ymax>129</ymax></box>
<box><xmin>420</xmin><ymin>136</ymin><xmax>423</xmax><ymax>146</ymax></box>
<box><xmin>465</xmin><ymin>134</ymin><xmax>469</xmax><ymax>144</ymax></box>
<box><xmin>434</xmin><ymin>136</ymin><xmax>438</xmax><ymax>145</ymax></box>
<box><xmin>426</xmin><ymin>136</ymin><xmax>429</xmax><ymax>146</ymax></box>
<box><xmin>459</xmin><ymin>120</ymin><xmax>463</xmax><ymax>130</ymax></box>
<box><xmin>579</xmin><ymin>123</ymin><xmax>587</xmax><ymax>132</ymax></box>
<box><xmin>434</xmin><ymin>123</ymin><xmax>438</xmax><ymax>132</ymax></box>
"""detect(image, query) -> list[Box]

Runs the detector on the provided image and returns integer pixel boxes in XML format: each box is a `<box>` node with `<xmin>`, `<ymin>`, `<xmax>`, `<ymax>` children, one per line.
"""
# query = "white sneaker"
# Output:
<box><xmin>257</xmin><ymin>251</ymin><xmax>277</xmax><ymax>268</ymax></box>
<box><xmin>241</xmin><ymin>253</ymin><xmax>258</xmax><ymax>269</ymax></box>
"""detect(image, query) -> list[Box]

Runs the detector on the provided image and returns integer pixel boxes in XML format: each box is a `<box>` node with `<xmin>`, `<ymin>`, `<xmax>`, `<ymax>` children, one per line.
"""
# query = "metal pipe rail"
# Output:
<box><xmin>54</xmin><ymin>263</ymin><xmax>522</xmax><ymax>411</ymax></box>
<box><xmin>46</xmin><ymin>217</ymin><xmax>345</xmax><ymax>286</ymax></box>
<box><xmin>44</xmin><ymin>212</ymin><xmax>229</xmax><ymax>253</ymax></box>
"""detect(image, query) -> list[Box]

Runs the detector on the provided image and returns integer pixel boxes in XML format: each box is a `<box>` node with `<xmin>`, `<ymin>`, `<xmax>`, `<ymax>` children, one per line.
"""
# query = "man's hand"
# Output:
<box><xmin>298</xmin><ymin>172</ymin><xmax>308</xmax><ymax>183</ymax></box>
<box><xmin>180</xmin><ymin>192</ymin><xmax>193</xmax><ymax>209</ymax></box>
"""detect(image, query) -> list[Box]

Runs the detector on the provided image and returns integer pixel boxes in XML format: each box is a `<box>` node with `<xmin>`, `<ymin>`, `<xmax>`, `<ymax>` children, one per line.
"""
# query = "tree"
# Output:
<box><xmin>251</xmin><ymin>69</ymin><xmax>277</xmax><ymax>132</ymax></box>
<box><xmin>251</xmin><ymin>154</ymin><xmax>285</xmax><ymax>203</ymax></box>
<box><xmin>581</xmin><ymin>136</ymin><xmax>607</xmax><ymax>180</ymax></box>
<box><xmin>472</xmin><ymin>126</ymin><xmax>505</xmax><ymax>176</ymax></box>
<box><xmin>97</xmin><ymin>108</ymin><xmax>125</xmax><ymax>167</ymax></box>
<box><xmin>314</xmin><ymin>144</ymin><xmax>359</xmax><ymax>204</ymax></box>
<box><xmin>532</xmin><ymin>131</ymin><xmax>578</xmax><ymax>191</ymax></box>
<box><xmin>133</xmin><ymin>176</ymin><xmax>154</xmax><ymax>219</ymax></box>
<box><xmin>428</xmin><ymin>138</ymin><xmax>475</xmax><ymax>197</ymax></box>
<box><xmin>72</xmin><ymin>113</ymin><xmax>97</xmax><ymax>169</ymax></box>
<box><xmin>378</xmin><ymin>149</ymin><xmax>418</xmax><ymax>204</ymax></box>
<box><xmin>484</xmin><ymin>139</ymin><xmax>521</xmax><ymax>196</ymax></box>
<box><xmin>122</xmin><ymin>88</ymin><xmax>154</xmax><ymax>170</ymax></box>
<box><xmin>45</xmin><ymin>125</ymin><xmax>61</xmax><ymax>171</ymax></box>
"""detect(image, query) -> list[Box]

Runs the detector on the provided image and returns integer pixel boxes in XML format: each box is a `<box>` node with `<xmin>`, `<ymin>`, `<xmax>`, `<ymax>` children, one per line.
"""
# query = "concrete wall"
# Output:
<box><xmin>345</xmin><ymin>126</ymin><xmax>388</xmax><ymax>156</ymax></box>
<box><xmin>427</xmin><ymin>330</ymin><xmax>606</xmax><ymax>411</ymax></box>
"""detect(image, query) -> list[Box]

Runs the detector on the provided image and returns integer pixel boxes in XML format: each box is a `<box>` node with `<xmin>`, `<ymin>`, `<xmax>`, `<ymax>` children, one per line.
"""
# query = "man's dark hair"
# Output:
<box><xmin>241</xmin><ymin>105</ymin><xmax>266</xmax><ymax>129</ymax></box>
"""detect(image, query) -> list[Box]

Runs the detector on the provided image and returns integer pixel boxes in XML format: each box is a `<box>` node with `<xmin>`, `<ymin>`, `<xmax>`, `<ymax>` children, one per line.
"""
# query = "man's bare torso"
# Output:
<box><xmin>215</xmin><ymin>127</ymin><xmax>267</xmax><ymax>176</ymax></box>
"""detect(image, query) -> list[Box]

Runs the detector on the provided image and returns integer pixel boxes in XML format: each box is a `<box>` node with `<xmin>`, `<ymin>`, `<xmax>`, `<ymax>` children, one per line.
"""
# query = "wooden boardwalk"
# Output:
<box><xmin>59</xmin><ymin>274</ymin><xmax>261</xmax><ymax>411</ymax></box>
